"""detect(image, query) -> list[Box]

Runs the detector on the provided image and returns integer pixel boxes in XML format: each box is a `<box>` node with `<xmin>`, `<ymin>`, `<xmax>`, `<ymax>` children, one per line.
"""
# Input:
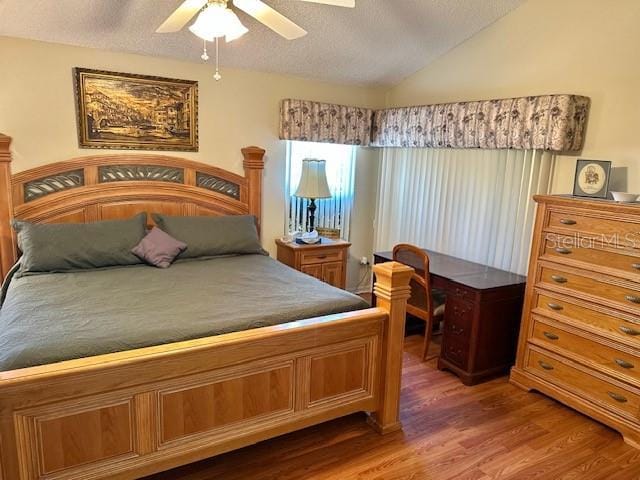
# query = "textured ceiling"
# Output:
<box><xmin>0</xmin><ymin>0</ymin><xmax>524</xmax><ymax>86</ymax></box>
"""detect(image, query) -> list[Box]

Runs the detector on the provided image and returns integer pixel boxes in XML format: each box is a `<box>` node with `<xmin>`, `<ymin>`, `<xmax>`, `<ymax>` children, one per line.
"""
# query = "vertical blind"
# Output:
<box><xmin>285</xmin><ymin>141</ymin><xmax>356</xmax><ymax>239</ymax></box>
<box><xmin>374</xmin><ymin>148</ymin><xmax>555</xmax><ymax>275</ymax></box>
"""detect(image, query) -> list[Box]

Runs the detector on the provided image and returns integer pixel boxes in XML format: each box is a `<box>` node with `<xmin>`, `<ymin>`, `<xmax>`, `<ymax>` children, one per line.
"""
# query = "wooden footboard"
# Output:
<box><xmin>0</xmin><ymin>262</ymin><xmax>412</xmax><ymax>480</ymax></box>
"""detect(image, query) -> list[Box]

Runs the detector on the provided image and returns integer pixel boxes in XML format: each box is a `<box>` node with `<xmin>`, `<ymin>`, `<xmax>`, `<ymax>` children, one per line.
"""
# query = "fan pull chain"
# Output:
<box><xmin>213</xmin><ymin>37</ymin><xmax>222</xmax><ymax>81</ymax></box>
<box><xmin>201</xmin><ymin>40</ymin><xmax>209</xmax><ymax>61</ymax></box>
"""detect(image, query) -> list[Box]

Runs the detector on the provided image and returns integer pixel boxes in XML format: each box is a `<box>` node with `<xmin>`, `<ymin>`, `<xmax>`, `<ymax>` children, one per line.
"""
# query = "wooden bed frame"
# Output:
<box><xmin>0</xmin><ymin>133</ymin><xmax>412</xmax><ymax>480</ymax></box>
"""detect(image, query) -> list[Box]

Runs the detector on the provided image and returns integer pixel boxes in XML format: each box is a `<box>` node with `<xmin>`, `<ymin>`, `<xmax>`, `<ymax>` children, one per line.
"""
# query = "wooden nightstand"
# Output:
<box><xmin>276</xmin><ymin>237</ymin><xmax>350</xmax><ymax>289</ymax></box>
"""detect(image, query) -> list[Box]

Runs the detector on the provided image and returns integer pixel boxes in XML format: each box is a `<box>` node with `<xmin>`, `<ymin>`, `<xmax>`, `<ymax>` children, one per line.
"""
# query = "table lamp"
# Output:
<box><xmin>294</xmin><ymin>158</ymin><xmax>332</xmax><ymax>244</ymax></box>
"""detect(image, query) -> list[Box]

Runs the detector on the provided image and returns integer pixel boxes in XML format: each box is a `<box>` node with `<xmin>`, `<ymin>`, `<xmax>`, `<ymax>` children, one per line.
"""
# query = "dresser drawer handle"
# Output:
<box><xmin>615</xmin><ymin>358</ymin><xmax>635</xmax><ymax>369</ymax></box>
<box><xmin>632</xmin><ymin>263</ymin><xmax>640</xmax><ymax>270</ymax></box>
<box><xmin>559</xmin><ymin>219</ymin><xmax>577</xmax><ymax>225</ymax></box>
<box><xmin>543</xmin><ymin>331</ymin><xmax>559</xmax><ymax>340</ymax></box>
<box><xmin>316</xmin><ymin>255</ymin><xmax>327</xmax><ymax>259</ymax></box>
<box><xmin>555</xmin><ymin>247</ymin><xmax>572</xmax><ymax>255</ymax></box>
<box><xmin>625</xmin><ymin>295</ymin><xmax>640</xmax><ymax>304</ymax></box>
<box><xmin>620</xmin><ymin>325</ymin><xmax>640</xmax><ymax>336</ymax></box>
<box><xmin>538</xmin><ymin>360</ymin><xmax>554</xmax><ymax>370</ymax></box>
<box><xmin>547</xmin><ymin>303</ymin><xmax>564</xmax><ymax>311</ymax></box>
<box><xmin>607</xmin><ymin>391</ymin><xmax>628</xmax><ymax>403</ymax></box>
<box><xmin>551</xmin><ymin>275</ymin><xmax>567</xmax><ymax>284</ymax></box>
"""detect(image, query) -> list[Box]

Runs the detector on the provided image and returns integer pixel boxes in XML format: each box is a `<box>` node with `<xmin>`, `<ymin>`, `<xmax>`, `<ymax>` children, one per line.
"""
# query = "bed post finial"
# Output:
<box><xmin>369</xmin><ymin>261</ymin><xmax>413</xmax><ymax>434</ymax></box>
<box><xmin>0</xmin><ymin>133</ymin><xmax>15</xmax><ymax>280</ymax></box>
<box><xmin>242</xmin><ymin>146</ymin><xmax>265</xmax><ymax>235</ymax></box>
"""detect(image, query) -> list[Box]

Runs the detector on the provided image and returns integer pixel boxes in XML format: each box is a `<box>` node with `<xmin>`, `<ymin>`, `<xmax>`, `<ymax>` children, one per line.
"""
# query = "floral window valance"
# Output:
<box><xmin>279</xmin><ymin>99</ymin><xmax>373</xmax><ymax>146</ymax></box>
<box><xmin>370</xmin><ymin>94</ymin><xmax>590</xmax><ymax>153</ymax></box>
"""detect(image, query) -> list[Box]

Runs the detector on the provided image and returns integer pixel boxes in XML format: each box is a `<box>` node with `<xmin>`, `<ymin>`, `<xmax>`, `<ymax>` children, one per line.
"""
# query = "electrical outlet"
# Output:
<box><xmin>360</xmin><ymin>256</ymin><xmax>369</xmax><ymax>265</ymax></box>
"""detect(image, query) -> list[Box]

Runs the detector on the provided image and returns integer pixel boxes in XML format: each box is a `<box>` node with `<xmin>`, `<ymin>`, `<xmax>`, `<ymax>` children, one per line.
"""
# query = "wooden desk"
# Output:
<box><xmin>374</xmin><ymin>250</ymin><xmax>526</xmax><ymax>385</ymax></box>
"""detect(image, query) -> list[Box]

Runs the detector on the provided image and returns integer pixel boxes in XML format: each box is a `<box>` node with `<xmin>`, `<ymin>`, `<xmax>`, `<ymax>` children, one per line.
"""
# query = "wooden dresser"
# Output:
<box><xmin>276</xmin><ymin>237</ymin><xmax>350</xmax><ymax>289</ymax></box>
<box><xmin>511</xmin><ymin>195</ymin><xmax>640</xmax><ymax>448</ymax></box>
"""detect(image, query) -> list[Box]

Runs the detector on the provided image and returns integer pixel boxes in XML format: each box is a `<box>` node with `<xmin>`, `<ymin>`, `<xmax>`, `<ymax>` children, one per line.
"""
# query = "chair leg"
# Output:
<box><xmin>422</xmin><ymin>315</ymin><xmax>434</xmax><ymax>361</ymax></box>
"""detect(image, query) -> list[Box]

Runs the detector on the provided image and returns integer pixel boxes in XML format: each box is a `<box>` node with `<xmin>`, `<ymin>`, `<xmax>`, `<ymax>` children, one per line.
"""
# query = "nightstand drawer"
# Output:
<box><xmin>300</xmin><ymin>249</ymin><xmax>344</xmax><ymax>265</ymax></box>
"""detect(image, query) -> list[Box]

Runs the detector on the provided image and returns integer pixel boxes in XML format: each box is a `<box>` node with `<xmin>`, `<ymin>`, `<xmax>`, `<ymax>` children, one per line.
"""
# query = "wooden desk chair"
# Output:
<box><xmin>393</xmin><ymin>244</ymin><xmax>446</xmax><ymax>360</ymax></box>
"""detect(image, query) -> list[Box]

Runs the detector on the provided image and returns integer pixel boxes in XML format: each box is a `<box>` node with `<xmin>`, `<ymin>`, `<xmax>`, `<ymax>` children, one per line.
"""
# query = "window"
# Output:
<box><xmin>285</xmin><ymin>141</ymin><xmax>356</xmax><ymax>240</ymax></box>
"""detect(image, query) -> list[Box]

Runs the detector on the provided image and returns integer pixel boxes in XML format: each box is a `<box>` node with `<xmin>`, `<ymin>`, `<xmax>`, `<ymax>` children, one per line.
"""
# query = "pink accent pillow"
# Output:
<box><xmin>131</xmin><ymin>227</ymin><xmax>187</xmax><ymax>268</ymax></box>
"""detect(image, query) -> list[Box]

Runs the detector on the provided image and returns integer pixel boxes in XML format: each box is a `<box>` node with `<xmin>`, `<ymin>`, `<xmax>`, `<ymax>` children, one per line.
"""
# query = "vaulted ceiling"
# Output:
<box><xmin>0</xmin><ymin>0</ymin><xmax>524</xmax><ymax>86</ymax></box>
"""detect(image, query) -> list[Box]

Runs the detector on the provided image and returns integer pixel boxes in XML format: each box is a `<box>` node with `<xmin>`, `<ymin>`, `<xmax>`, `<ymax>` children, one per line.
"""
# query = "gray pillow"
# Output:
<box><xmin>13</xmin><ymin>213</ymin><xmax>147</xmax><ymax>274</ymax></box>
<box><xmin>131</xmin><ymin>227</ymin><xmax>187</xmax><ymax>268</ymax></box>
<box><xmin>152</xmin><ymin>214</ymin><xmax>266</xmax><ymax>259</ymax></box>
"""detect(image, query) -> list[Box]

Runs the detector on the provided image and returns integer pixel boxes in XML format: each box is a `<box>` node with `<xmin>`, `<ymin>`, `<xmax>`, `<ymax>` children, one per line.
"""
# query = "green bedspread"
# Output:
<box><xmin>0</xmin><ymin>255</ymin><xmax>368</xmax><ymax>371</ymax></box>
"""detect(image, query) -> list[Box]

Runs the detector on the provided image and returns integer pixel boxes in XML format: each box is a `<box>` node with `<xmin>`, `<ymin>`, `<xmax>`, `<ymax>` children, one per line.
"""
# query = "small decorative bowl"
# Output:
<box><xmin>611</xmin><ymin>192</ymin><xmax>639</xmax><ymax>202</ymax></box>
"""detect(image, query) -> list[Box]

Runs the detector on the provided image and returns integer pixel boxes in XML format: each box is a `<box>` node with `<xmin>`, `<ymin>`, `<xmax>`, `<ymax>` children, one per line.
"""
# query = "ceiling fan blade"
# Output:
<box><xmin>299</xmin><ymin>0</ymin><xmax>355</xmax><ymax>7</ymax></box>
<box><xmin>233</xmin><ymin>0</ymin><xmax>307</xmax><ymax>40</ymax></box>
<box><xmin>156</xmin><ymin>0</ymin><xmax>207</xmax><ymax>33</ymax></box>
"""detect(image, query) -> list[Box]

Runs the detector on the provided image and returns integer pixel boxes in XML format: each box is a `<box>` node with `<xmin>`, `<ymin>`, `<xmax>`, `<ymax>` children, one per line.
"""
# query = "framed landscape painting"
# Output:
<box><xmin>74</xmin><ymin>68</ymin><xmax>198</xmax><ymax>151</ymax></box>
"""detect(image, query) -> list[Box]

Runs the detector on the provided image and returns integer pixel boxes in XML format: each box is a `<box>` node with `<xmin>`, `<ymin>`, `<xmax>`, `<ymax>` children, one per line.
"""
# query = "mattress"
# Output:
<box><xmin>0</xmin><ymin>254</ymin><xmax>368</xmax><ymax>371</ymax></box>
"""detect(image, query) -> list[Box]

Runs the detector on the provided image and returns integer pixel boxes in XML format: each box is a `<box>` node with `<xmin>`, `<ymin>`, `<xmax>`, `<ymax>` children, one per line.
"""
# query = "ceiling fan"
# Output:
<box><xmin>157</xmin><ymin>0</ymin><xmax>355</xmax><ymax>40</ymax></box>
<box><xmin>157</xmin><ymin>0</ymin><xmax>354</xmax><ymax>80</ymax></box>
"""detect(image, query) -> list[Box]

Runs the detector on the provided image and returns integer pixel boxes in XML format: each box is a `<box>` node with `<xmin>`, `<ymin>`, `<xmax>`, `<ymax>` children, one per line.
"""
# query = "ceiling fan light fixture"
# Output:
<box><xmin>188</xmin><ymin>2</ymin><xmax>246</xmax><ymax>41</ymax></box>
<box><xmin>224</xmin><ymin>13</ymin><xmax>249</xmax><ymax>42</ymax></box>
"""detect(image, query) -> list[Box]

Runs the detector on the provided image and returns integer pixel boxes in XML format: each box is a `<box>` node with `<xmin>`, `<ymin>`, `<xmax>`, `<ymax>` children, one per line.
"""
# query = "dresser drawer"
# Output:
<box><xmin>531</xmin><ymin>320</ymin><xmax>640</xmax><ymax>385</ymax></box>
<box><xmin>546</xmin><ymin>209</ymin><xmax>640</xmax><ymax>247</ymax></box>
<box><xmin>542</xmin><ymin>235</ymin><xmax>640</xmax><ymax>281</ymax></box>
<box><xmin>526</xmin><ymin>348</ymin><xmax>640</xmax><ymax>420</ymax></box>
<box><xmin>539</xmin><ymin>265</ymin><xmax>640</xmax><ymax>314</ymax></box>
<box><xmin>300</xmin><ymin>248</ymin><xmax>344</xmax><ymax>265</ymax></box>
<box><xmin>534</xmin><ymin>292</ymin><xmax>640</xmax><ymax>346</ymax></box>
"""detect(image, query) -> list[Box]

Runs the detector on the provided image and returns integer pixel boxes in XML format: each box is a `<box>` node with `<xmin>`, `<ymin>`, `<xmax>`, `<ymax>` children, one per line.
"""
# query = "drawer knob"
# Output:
<box><xmin>632</xmin><ymin>263</ymin><xmax>640</xmax><ymax>270</ymax></box>
<box><xmin>543</xmin><ymin>331</ymin><xmax>559</xmax><ymax>340</ymax></box>
<box><xmin>625</xmin><ymin>295</ymin><xmax>640</xmax><ymax>304</ymax></box>
<box><xmin>538</xmin><ymin>360</ymin><xmax>554</xmax><ymax>370</ymax></box>
<box><xmin>615</xmin><ymin>358</ymin><xmax>635</xmax><ymax>369</ymax></box>
<box><xmin>317</xmin><ymin>255</ymin><xmax>327</xmax><ymax>259</ymax></box>
<box><xmin>551</xmin><ymin>275</ymin><xmax>567</xmax><ymax>284</ymax></box>
<box><xmin>547</xmin><ymin>303</ymin><xmax>564</xmax><ymax>311</ymax></box>
<box><xmin>620</xmin><ymin>325</ymin><xmax>640</xmax><ymax>336</ymax></box>
<box><xmin>559</xmin><ymin>219</ymin><xmax>577</xmax><ymax>225</ymax></box>
<box><xmin>555</xmin><ymin>247</ymin><xmax>572</xmax><ymax>255</ymax></box>
<box><xmin>607</xmin><ymin>391</ymin><xmax>628</xmax><ymax>403</ymax></box>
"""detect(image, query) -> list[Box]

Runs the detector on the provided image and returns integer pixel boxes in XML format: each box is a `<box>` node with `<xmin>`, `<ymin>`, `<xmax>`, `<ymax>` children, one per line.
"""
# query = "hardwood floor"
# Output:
<box><xmin>144</xmin><ymin>335</ymin><xmax>640</xmax><ymax>480</ymax></box>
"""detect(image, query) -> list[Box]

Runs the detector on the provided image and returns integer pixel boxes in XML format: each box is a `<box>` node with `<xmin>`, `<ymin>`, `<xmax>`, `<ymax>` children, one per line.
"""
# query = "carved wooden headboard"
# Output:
<box><xmin>0</xmin><ymin>133</ymin><xmax>265</xmax><ymax>279</ymax></box>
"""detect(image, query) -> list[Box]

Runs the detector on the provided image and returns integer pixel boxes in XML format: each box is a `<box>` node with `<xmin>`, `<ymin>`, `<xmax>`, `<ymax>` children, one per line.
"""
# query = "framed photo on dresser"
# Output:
<box><xmin>572</xmin><ymin>159</ymin><xmax>611</xmax><ymax>199</ymax></box>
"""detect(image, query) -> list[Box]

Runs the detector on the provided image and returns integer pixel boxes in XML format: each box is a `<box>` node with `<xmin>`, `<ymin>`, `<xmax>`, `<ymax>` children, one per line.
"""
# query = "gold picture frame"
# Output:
<box><xmin>74</xmin><ymin>68</ymin><xmax>198</xmax><ymax>151</ymax></box>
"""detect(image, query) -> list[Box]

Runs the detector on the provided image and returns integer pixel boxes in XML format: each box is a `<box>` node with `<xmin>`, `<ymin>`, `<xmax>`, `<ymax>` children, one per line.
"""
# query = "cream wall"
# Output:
<box><xmin>385</xmin><ymin>0</ymin><xmax>640</xmax><ymax>194</ymax></box>
<box><xmin>0</xmin><ymin>36</ymin><xmax>383</xmax><ymax>291</ymax></box>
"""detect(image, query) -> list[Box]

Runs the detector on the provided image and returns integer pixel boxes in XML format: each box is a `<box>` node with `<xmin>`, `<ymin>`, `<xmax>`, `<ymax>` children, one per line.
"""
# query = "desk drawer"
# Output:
<box><xmin>441</xmin><ymin>334</ymin><xmax>469</xmax><ymax>370</ymax></box>
<box><xmin>546</xmin><ymin>210</ymin><xmax>640</xmax><ymax>246</ymax></box>
<box><xmin>531</xmin><ymin>320</ymin><xmax>640</xmax><ymax>385</ymax></box>
<box><xmin>444</xmin><ymin>297</ymin><xmax>473</xmax><ymax>343</ymax></box>
<box><xmin>534</xmin><ymin>292</ymin><xmax>640</xmax><ymax>346</ymax></box>
<box><xmin>539</xmin><ymin>266</ymin><xmax>640</xmax><ymax>314</ymax></box>
<box><xmin>542</xmin><ymin>236</ymin><xmax>640</xmax><ymax>281</ymax></box>
<box><xmin>300</xmin><ymin>248</ymin><xmax>344</xmax><ymax>265</ymax></box>
<box><xmin>526</xmin><ymin>348</ymin><xmax>640</xmax><ymax>420</ymax></box>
